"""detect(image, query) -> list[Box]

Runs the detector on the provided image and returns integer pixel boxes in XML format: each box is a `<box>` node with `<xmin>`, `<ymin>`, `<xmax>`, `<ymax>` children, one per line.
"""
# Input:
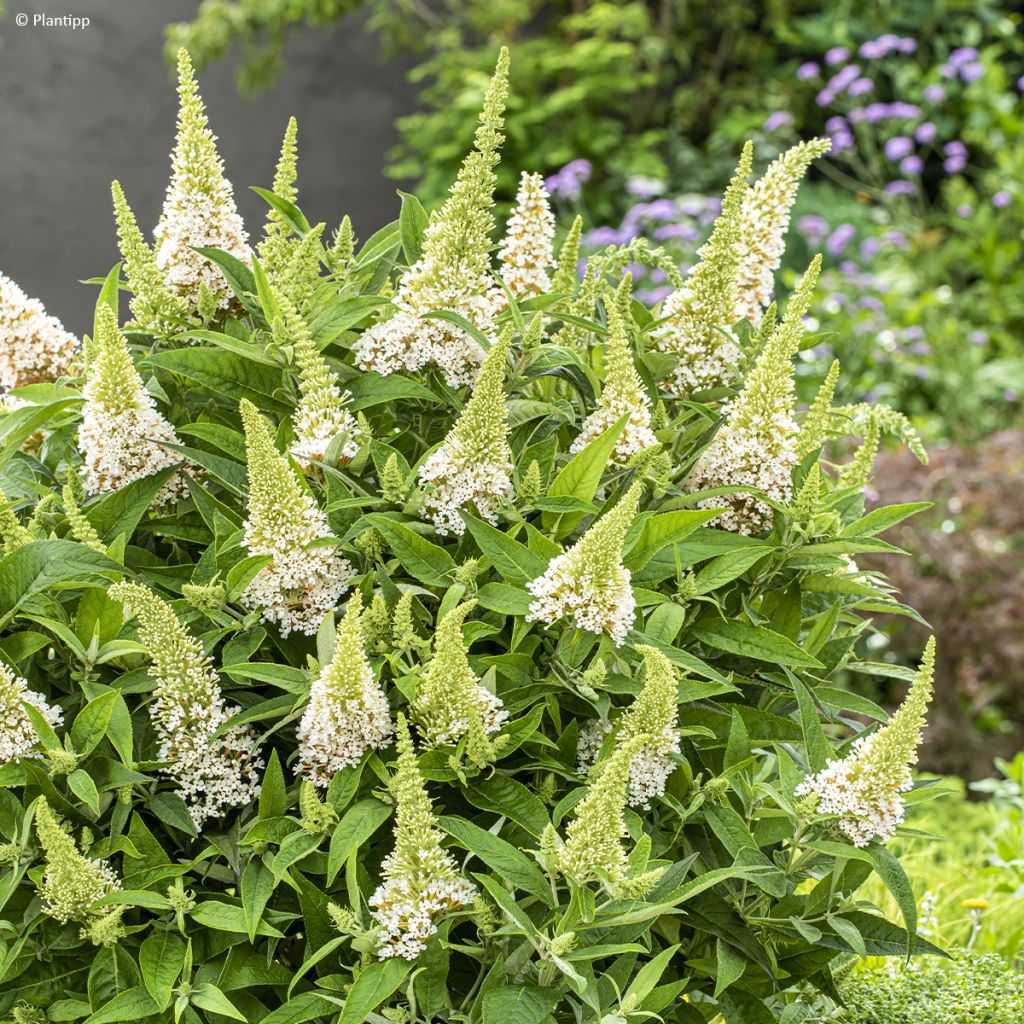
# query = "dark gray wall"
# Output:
<box><xmin>0</xmin><ymin>0</ymin><xmax>416</xmax><ymax>334</ymax></box>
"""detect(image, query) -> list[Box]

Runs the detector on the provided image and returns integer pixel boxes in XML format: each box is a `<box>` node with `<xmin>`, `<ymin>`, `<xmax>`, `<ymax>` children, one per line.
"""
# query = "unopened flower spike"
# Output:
<box><xmin>370</xmin><ymin>714</ymin><xmax>477</xmax><ymax>960</ymax></box>
<box><xmin>283</xmin><ymin>295</ymin><xmax>364</xmax><ymax>468</ymax></box>
<box><xmin>33</xmin><ymin>796</ymin><xmax>120</xmax><ymax>923</ymax></box>
<box><xmin>259</xmin><ymin>116</ymin><xmax>299</xmax><ymax>276</ymax></box>
<box><xmin>154</xmin><ymin>49</ymin><xmax>250</xmax><ymax>310</ymax></box>
<box><xmin>650</xmin><ymin>143</ymin><xmax>753</xmax><ymax>394</ymax></box>
<box><xmin>0</xmin><ymin>661</ymin><xmax>62</xmax><ymax>767</ymax></box>
<box><xmin>418</xmin><ymin>326</ymin><xmax>514</xmax><ymax>535</ymax></box>
<box><xmin>62</xmin><ymin>474</ymin><xmax>106</xmax><ymax>554</ymax></box>
<box><xmin>0</xmin><ymin>489</ymin><xmax>33</xmax><ymax>555</ymax></box>
<box><xmin>838</xmin><ymin>412</ymin><xmax>881</xmax><ymax>490</ymax></box>
<box><xmin>270</xmin><ymin>223</ymin><xmax>326</xmax><ymax>315</ymax></box>
<box><xmin>831</xmin><ymin>402</ymin><xmax>927</xmax><ymax>465</ymax></box>
<box><xmin>689</xmin><ymin>255</ymin><xmax>822</xmax><ymax>534</ymax></box>
<box><xmin>412</xmin><ymin>600</ymin><xmax>507</xmax><ymax>755</ymax></box>
<box><xmin>392</xmin><ymin>591</ymin><xmax>427</xmax><ymax>654</ymax></box>
<box><xmin>111</xmin><ymin>181</ymin><xmax>187</xmax><ymax>336</ymax></box>
<box><xmin>552</xmin><ymin>214</ymin><xmax>584</xmax><ymax>298</ymax></box>
<box><xmin>795</xmin><ymin>359</ymin><xmax>840</xmax><ymax>461</ymax></box>
<box><xmin>238</xmin><ymin>398</ymin><xmax>354</xmax><ymax>636</ymax></box>
<box><xmin>557</xmin><ymin>734</ymin><xmax>649</xmax><ymax>884</ymax></box>
<box><xmin>571</xmin><ymin>276</ymin><xmax>657</xmax><ymax>466</ymax></box>
<box><xmin>355</xmin><ymin>48</ymin><xmax>510</xmax><ymax>387</ymax></box>
<box><xmin>796</xmin><ymin>637</ymin><xmax>936</xmax><ymax>846</ymax></box>
<box><xmin>790</xmin><ymin>463</ymin><xmax>825</xmax><ymax>523</ymax></box>
<box><xmin>496</xmin><ymin>171</ymin><xmax>556</xmax><ymax>301</ymax></box>
<box><xmin>78</xmin><ymin>304</ymin><xmax>189</xmax><ymax>507</ymax></box>
<box><xmin>735</xmin><ymin>138</ymin><xmax>831</xmax><ymax>324</ymax></box>
<box><xmin>526</xmin><ymin>480</ymin><xmax>643</xmax><ymax>646</ymax></box>
<box><xmin>296</xmin><ymin>592</ymin><xmax>393</xmax><ymax>786</ymax></box>
<box><xmin>331</xmin><ymin>215</ymin><xmax>355</xmax><ymax>273</ymax></box>
<box><xmin>0</xmin><ymin>270</ymin><xmax>78</xmax><ymax>391</ymax></box>
<box><xmin>617</xmin><ymin>645</ymin><xmax>681</xmax><ymax>808</ymax></box>
<box><xmin>109</xmin><ymin>581</ymin><xmax>263</xmax><ymax>825</ymax></box>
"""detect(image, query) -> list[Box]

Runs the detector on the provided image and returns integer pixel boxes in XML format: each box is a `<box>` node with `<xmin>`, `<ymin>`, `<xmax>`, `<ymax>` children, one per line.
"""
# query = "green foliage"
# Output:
<box><xmin>0</xmin><ymin>51</ymin><xmax>954</xmax><ymax>1024</ymax></box>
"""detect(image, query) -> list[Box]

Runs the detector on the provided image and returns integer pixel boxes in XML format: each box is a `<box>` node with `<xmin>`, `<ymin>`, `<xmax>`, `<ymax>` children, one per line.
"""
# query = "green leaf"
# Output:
<box><xmin>337</xmin><ymin>958</ymin><xmax>412</xmax><ymax>1024</ymax></box>
<box><xmin>191</xmin><ymin>901</ymin><xmax>284</xmax><ymax>937</ymax></box>
<box><xmin>242</xmin><ymin>857</ymin><xmax>275</xmax><ymax>942</ymax></box>
<box><xmin>692</xmin><ymin>546</ymin><xmax>773</xmax><ymax>595</ymax></box>
<box><xmin>792</xmin><ymin>677</ymin><xmax>830</xmax><ymax>773</ymax></box>
<box><xmin>144</xmin><ymin>348</ymin><xmax>289</xmax><ymax>414</ymax></box>
<box><xmin>71</xmin><ymin>691</ymin><xmax>118</xmax><ymax>757</ymax></box>
<box><xmin>310</xmin><ymin>297</ymin><xmax>389</xmax><ymax>346</ymax></box>
<box><xmin>543</xmin><ymin>414</ymin><xmax>628</xmax><ymax>533</ymax></box>
<box><xmin>177</xmin><ymin>329</ymin><xmax>279</xmax><ymax>366</ymax></box>
<box><xmin>83</xmin><ymin>987</ymin><xmax>157</xmax><ymax>1024</ymax></box>
<box><xmin>346</xmin><ymin>372</ymin><xmax>441</xmax><ymax>411</ymax></box>
<box><xmin>691</xmin><ymin>618</ymin><xmax>825</xmax><ymax>669</ymax></box>
<box><xmin>421</xmin><ymin>310</ymin><xmax>492</xmax><ymax>351</ymax></box>
<box><xmin>481</xmin><ymin>986</ymin><xmax>560</xmax><ymax>1024</ymax></box>
<box><xmin>438</xmin><ymin>816</ymin><xmax>553</xmax><ymax>904</ymax></box>
<box><xmin>840</xmin><ymin>502</ymin><xmax>931</xmax><ymax>538</ymax></box>
<box><xmin>476</xmin><ymin>583</ymin><xmax>533</xmax><ymax>616</ymax></box>
<box><xmin>86</xmin><ymin>468</ymin><xmax>180</xmax><ymax>544</ymax></box>
<box><xmin>327</xmin><ymin>799</ymin><xmax>392</xmax><ymax>884</ymax></box>
<box><xmin>465</xmin><ymin>776</ymin><xmax>549</xmax><ymax>837</ymax></box>
<box><xmin>627</xmin><ymin>509</ymin><xmax>723</xmax><ymax>569</ymax></box>
<box><xmin>461</xmin><ymin>515</ymin><xmax>547</xmax><ymax>583</ymax></box>
<box><xmin>258</xmin><ymin>992</ymin><xmax>339</xmax><ymax>1024</ymax></box>
<box><xmin>259</xmin><ymin>749</ymin><xmax>287</xmax><ymax>819</ymax></box>
<box><xmin>866</xmin><ymin>844</ymin><xmax>917</xmax><ymax>955</ymax></box>
<box><xmin>250</xmin><ymin>186</ymin><xmax>312</xmax><ymax>235</ymax></box>
<box><xmin>398</xmin><ymin>191</ymin><xmax>428</xmax><ymax>265</ymax></box>
<box><xmin>365</xmin><ymin>514</ymin><xmax>455</xmax><ymax>586</ymax></box>
<box><xmin>0</xmin><ymin>541</ymin><xmax>122</xmax><ymax>627</ymax></box>
<box><xmin>94</xmin><ymin>264</ymin><xmax>122</xmax><ymax>335</ymax></box>
<box><xmin>191</xmin><ymin>246</ymin><xmax>258</xmax><ymax>307</ymax></box>
<box><xmin>191</xmin><ymin>984</ymin><xmax>247</xmax><ymax>1021</ymax></box>
<box><xmin>271</xmin><ymin>831</ymin><xmax>323</xmax><ymax>881</ymax></box>
<box><xmin>68</xmin><ymin>769</ymin><xmax>101</xmax><ymax>816</ymax></box>
<box><xmin>139</xmin><ymin>932</ymin><xmax>185</xmax><ymax>1011</ymax></box>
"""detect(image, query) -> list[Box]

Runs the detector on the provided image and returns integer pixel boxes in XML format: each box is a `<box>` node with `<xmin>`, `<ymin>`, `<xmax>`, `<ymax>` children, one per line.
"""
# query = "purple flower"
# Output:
<box><xmin>545</xmin><ymin>159</ymin><xmax>592</xmax><ymax>200</ymax></box>
<box><xmin>797</xmin><ymin>214</ymin><xmax>829</xmax><ymax>244</ymax></box>
<box><xmin>960</xmin><ymin>62</ymin><xmax>984</xmax><ymax>83</ymax></box>
<box><xmin>939</xmin><ymin>64</ymin><xmax>956</xmax><ymax>79</ymax></box>
<box><xmin>923</xmin><ymin>84</ymin><xmax>945</xmax><ymax>103</ymax></box>
<box><xmin>859</xmin><ymin>40</ymin><xmax>886</xmax><ymax>60</ymax></box>
<box><xmin>637</xmin><ymin>286</ymin><xmax>673</xmax><ymax>305</ymax></box>
<box><xmin>584</xmin><ymin>227</ymin><xmax>622</xmax><ymax>247</ymax></box>
<box><xmin>889</xmin><ymin>102</ymin><xmax>921</xmax><ymax>119</ymax></box>
<box><xmin>860</xmin><ymin>237</ymin><xmax>881</xmax><ymax>259</ymax></box>
<box><xmin>859</xmin><ymin>295</ymin><xmax>883</xmax><ymax>311</ymax></box>
<box><xmin>816</xmin><ymin>88</ymin><xmax>836</xmax><ymax>107</ymax></box>
<box><xmin>900</xmin><ymin>155</ymin><xmax>923</xmax><ymax>175</ymax></box>
<box><xmin>883</xmin><ymin>180</ymin><xmax>916</xmax><ymax>198</ymax></box>
<box><xmin>625</xmin><ymin>176</ymin><xmax>664</xmax><ymax>198</ymax></box>
<box><xmin>969</xmin><ymin>330</ymin><xmax>989</xmax><ymax>346</ymax></box>
<box><xmin>830</xmin><ymin>129</ymin><xmax>855</xmax><ymax>153</ymax></box>
<box><xmin>949</xmin><ymin>47</ymin><xmax>979</xmax><ymax>66</ymax></box>
<box><xmin>825</xmin><ymin>46</ymin><xmax>850</xmax><ymax>66</ymax></box>
<box><xmin>883</xmin><ymin>230</ymin><xmax>908</xmax><ymax>249</ymax></box>
<box><xmin>884</xmin><ymin>136</ymin><xmax>914</xmax><ymax>160</ymax></box>
<box><xmin>993</xmin><ymin>191</ymin><xmax>1012</xmax><ymax>208</ymax></box>
<box><xmin>763</xmin><ymin>111</ymin><xmax>794</xmax><ymax>133</ymax></box>
<box><xmin>653</xmin><ymin>223</ymin><xmax>699</xmax><ymax>242</ymax></box>
<box><xmin>944</xmin><ymin>141</ymin><xmax>967</xmax><ymax>157</ymax></box>
<box><xmin>825</xmin><ymin>115</ymin><xmax>847</xmax><ymax>133</ymax></box>
<box><xmin>563</xmin><ymin>159</ymin><xmax>592</xmax><ymax>179</ymax></box>
<box><xmin>830</xmin><ymin>65</ymin><xmax>861</xmax><ymax>91</ymax></box>
<box><xmin>797</xmin><ymin>61</ymin><xmax>820</xmax><ymax>80</ymax></box>
<box><xmin>944</xmin><ymin>155</ymin><xmax>967</xmax><ymax>174</ymax></box>
<box><xmin>903</xmin><ymin>325</ymin><xmax>925</xmax><ymax>341</ymax></box>
<box><xmin>848</xmin><ymin>77</ymin><xmax>874</xmax><ymax>96</ymax></box>
<box><xmin>956</xmin><ymin>204</ymin><xmax>974</xmax><ymax>218</ymax></box>
<box><xmin>826</xmin><ymin>223</ymin><xmax>856</xmax><ymax>256</ymax></box>
<box><xmin>826</xmin><ymin>294</ymin><xmax>848</xmax><ymax>308</ymax></box>
<box><xmin>896</xmin><ymin>38</ymin><xmax>917</xmax><ymax>54</ymax></box>
<box><xmin>910</xmin><ymin>341</ymin><xmax>932</xmax><ymax>355</ymax></box>
<box><xmin>913</xmin><ymin>365</ymin><xmax>931</xmax><ymax>379</ymax></box>
<box><xmin>1018</xmin><ymin>75</ymin><xmax>1024</xmax><ymax>92</ymax></box>
<box><xmin>1004</xmin><ymin>388</ymin><xmax>1019</xmax><ymax>402</ymax></box>
<box><xmin>915</xmin><ymin>122</ymin><xmax>937</xmax><ymax>143</ymax></box>
<box><xmin>839</xmin><ymin>260</ymin><xmax>859</xmax><ymax>275</ymax></box>
<box><xmin>863</xmin><ymin>102</ymin><xmax>889</xmax><ymax>123</ymax></box>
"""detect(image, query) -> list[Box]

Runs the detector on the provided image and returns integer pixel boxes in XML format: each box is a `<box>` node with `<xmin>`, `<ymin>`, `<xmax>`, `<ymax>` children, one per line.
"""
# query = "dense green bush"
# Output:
<box><xmin>0</xmin><ymin>46</ymin><xmax>952</xmax><ymax>1024</ymax></box>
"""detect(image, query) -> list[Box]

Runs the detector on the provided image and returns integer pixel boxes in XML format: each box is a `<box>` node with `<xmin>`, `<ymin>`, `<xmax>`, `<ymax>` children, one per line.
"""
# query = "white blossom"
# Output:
<box><xmin>0</xmin><ymin>662</ymin><xmax>62</xmax><ymax>766</ymax></box>
<box><xmin>0</xmin><ymin>271</ymin><xmax>77</xmax><ymax>390</ymax></box>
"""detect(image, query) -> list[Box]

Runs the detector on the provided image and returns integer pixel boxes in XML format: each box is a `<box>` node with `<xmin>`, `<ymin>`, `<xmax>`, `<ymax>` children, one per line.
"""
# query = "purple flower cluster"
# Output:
<box><xmin>940</xmin><ymin>47</ymin><xmax>983</xmax><ymax>83</ymax></box>
<box><xmin>859</xmin><ymin>35</ymin><xmax>917</xmax><ymax>60</ymax></box>
<box><xmin>545</xmin><ymin>159</ymin><xmax>592</xmax><ymax>201</ymax></box>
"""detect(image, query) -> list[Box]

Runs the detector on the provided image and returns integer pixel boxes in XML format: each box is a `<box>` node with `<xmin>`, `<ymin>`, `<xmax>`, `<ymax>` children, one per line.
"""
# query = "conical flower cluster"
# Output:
<box><xmin>239</xmin><ymin>399</ymin><xmax>353</xmax><ymax>635</ymax></box>
<box><xmin>0</xmin><ymin>489</ymin><xmax>34</xmax><ymax>555</ymax></box>
<box><xmin>0</xmin><ymin>662</ymin><xmax>62</xmax><ymax>766</ymax></box>
<box><xmin>0</xmin><ymin>271</ymin><xmax>77</xmax><ymax>391</ymax></box>
<box><xmin>796</xmin><ymin>637</ymin><xmax>936</xmax><ymax>846</ymax></box>
<box><xmin>154</xmin><ymin>49</ymin><xmax>250</xmax><ymax>309</ymax></box>
<box><xmin>418</xmin><ymin>328</ymin><xmax>514</xmax><ymax>534</ymax></box>
<box><xmin>296</xmin><ymin>593</ymin><xmax>393</xmax><ymax>786</ymax></box>
<box><xmin>688</xmin><ymin>256</ymin><xmax>821</xmax><ymax>534</ymax></box>
<box><xmin>355</xmin><ymin>49</ymin><xmax>510</xmax><ymax>388</ymax></box>
<box><xmin>283</xmin><ymin>297</ymin><xmax>364</xmax><ymax>468</ymax></box>
<box><xmin>649</xmin><ymin>145</ymin><xmax>752</xmax><ymax>395</ymax></box>
<box><xmin>794</xmin><ymin>359</ymin><xmax>840</xmax><ymax>461</ymax></box>
<box><xmin>111</xmin><ymin>181</ymin><xmax>188</xmax><ymax>336</ymax></box>
<box><xmin>570</xmin><ymin>278</ymin><xmax>657</xmax><ymax>465</ymax></box>
<box><xmin>527</xmin><ymin>482</ymin><xmax>641</xmax><ymax>646</ymax></box>
<box><xmin>77</xmin><ymin>305</ymin><xmax>189</xmax><ymax>507</ymax></box>
<box><xmin>734</xmin><ymin>139</ymin><xmax>831</xmax><ymax>324</ymax></box>
<box><xmin>110</xmin><ymin>582</ymin><xmax>263</xmax><ymax>826</ymax></box>
<box><xmin>617</xmin><ymin>645</ymin><xmax>680</xmax><ymax>808</ymax></box>
<box><xmin>370</xmin><ymin>715</ymin><xmax>477</xmax><ymax>959</ymax></box>
<box><xmin>496</xmin><ymin>171</ymin><xmax>555</xmax><ymax>301</ymax></box>
<box><xmin>259</xmin><ymin>116</ymin><xmax>299</xmax><ymax>278</ymax></box>
<box><xmin>412</xmin><ymin>601</ymin><xmax>507</xmax><ymax>749</ymax></box>
<box><xmin>34</xmin><ymin>797</ymin><xmax>120</xmax><ymax>923</ymax></box>
<box><xmin>557</xmin><ymin>735</ymin><xmax>648</xmax><ymax>884</ymax></box>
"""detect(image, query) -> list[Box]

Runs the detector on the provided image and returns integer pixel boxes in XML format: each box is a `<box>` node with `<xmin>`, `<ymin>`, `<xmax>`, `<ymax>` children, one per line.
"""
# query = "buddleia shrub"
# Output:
<box><xmin>0</xmin><ymin>47</ymin><xmax>944</xmax><ymax>1024</ymax></box>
